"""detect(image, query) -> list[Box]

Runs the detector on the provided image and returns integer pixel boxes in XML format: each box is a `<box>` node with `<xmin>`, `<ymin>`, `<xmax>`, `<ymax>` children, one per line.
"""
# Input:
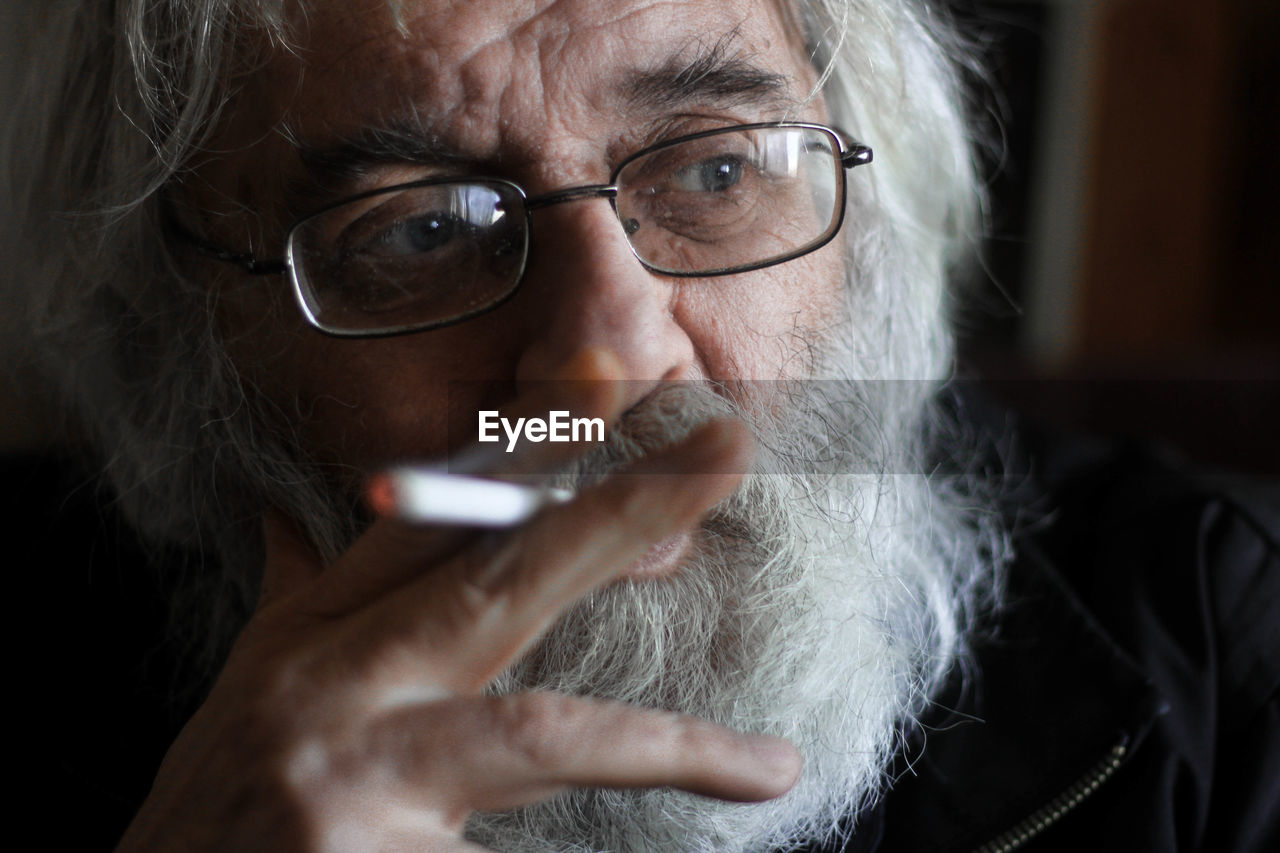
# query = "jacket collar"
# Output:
<box><xmin>859</xmin><ymin>536</ymin><xmax>1167</xmax><ymax>853</ymax></box>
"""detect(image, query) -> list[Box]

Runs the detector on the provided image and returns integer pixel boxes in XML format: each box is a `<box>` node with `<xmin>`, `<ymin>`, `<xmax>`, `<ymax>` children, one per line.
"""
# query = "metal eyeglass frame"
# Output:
<box><xmin>171</xmin><ymin>121</ymin><xmax>873</xmax><ymax>338</ymax></box>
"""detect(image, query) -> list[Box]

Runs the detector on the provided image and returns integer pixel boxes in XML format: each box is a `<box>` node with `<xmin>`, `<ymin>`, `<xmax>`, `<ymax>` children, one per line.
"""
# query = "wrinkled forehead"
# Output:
<box><xmin>202</xmin><ymin>0</ymin><xmax>819</xmax><ymax>227</ymax></box>
<box><xmin>260</xmin><ymin>0</ymin><xmax>813</xmax><ymax>148</ymax></box>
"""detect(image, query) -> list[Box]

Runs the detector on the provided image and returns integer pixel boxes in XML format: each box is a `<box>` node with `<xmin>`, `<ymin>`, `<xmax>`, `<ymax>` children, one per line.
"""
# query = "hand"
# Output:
<box><xmin>116</xmin><ymin>353</ymin><xmax>802</xmax><ymax>852</ymax></box>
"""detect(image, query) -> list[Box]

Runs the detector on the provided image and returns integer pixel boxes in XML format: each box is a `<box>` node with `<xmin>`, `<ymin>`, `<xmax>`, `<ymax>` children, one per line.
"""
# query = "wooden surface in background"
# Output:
<box><xmin>1076</xmin><ymin>0</ymin><xmax>1278</xmax><ymax>363</ymax></box>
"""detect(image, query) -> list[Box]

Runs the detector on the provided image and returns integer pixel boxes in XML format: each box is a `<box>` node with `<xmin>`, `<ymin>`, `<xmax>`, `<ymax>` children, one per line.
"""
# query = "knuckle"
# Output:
<box><xmin>278</xmin><ymin>735</ymin><xmax>336</xmax><ymax>794</ymax></box>
<box><xmin>369</xmin><ymin>608</ymin><xmax>433</xmax><ymax>658</ymax></box>
<box><xmin>447</xmin><ymin>544</ymin><xmax>541</xmax><ymax>613</ymax></box>
<box><xmin>447</xmin><ymin>548</ymin><xmax>511</xmax><ymax>607</ymax></box>
<box><xmin>654</xmin><ymin>711</ymin><xmax>721</xmax><ymax>772</ymax></box>
<box><xmin>641</xmin><ymin>707</ymin><xmax>691</xmax><ymax>751</ymax></box>
<box><xmin>359</xmin><ymin>596</ymin><xmax>476</xmax><ymax>681</ymax></box>
<box><xmin>272</xmin><ymin>741</ymin><xmax>369</xmax><ymax>848</ymax></box>
<box><xmin>488</xmin><ymin>693</ymin><xmax>573</xmax><ymax>771</ymax></box>
<box><xmin>596</xmin><ymin>479</ymin><xmax>658</xmax><ymax>529</ymax></box>
<box><xmin>671</xmin><ymin>715</ymin><xmax>714</xmax><ymax>757</ymax></box>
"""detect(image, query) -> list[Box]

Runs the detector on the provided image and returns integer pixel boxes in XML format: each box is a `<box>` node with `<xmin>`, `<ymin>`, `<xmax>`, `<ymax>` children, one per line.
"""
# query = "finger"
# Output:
<box><xmin>296</xmin><ymin>514</ymin><xmax>484</xmax><ymax>618</ymax></box>
<box><xmin>381</xmin><ymin>417</ymin><xmax>753</xmax><ymax>689</ymax></box>
<box><xmin>350</xmin><ymin>347</ymin><xmax>630</xmax><ymax>603</ymax></box>
<box><xmin>311</xmin><ymin>416</ymin><xmax>747</xmax><ymax>668</ymax></box>
<box><xmin>259</xmin><ymin>508</ymin><xmax>326</xmax><ymax>610</ymax></box>
<box><xmin>370</xmin><ymin>692</ymin><xmax>802</xmax><ymax>818</ymax></box>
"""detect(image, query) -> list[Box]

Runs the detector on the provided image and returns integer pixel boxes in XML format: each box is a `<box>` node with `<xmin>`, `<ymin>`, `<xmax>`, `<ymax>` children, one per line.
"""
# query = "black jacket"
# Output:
<box><xmin>849</xmin><ymin>428</ymin><xmax>1280</xmax><ymax>852</ymax></box>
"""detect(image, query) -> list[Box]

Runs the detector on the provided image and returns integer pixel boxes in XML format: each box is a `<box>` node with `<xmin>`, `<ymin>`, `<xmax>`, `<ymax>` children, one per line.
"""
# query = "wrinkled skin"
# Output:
<box><xmin>124</xmin><ymin>1</ymin><xmax>847</xmax><ymax>849</ymax></box>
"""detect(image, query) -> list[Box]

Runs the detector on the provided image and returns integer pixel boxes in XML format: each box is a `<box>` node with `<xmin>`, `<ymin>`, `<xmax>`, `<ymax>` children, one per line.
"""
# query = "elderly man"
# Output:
<box><xmin>4</xmin><ymin>0</ymin><xmax>1277</xmax><ymax>851</ymax></box>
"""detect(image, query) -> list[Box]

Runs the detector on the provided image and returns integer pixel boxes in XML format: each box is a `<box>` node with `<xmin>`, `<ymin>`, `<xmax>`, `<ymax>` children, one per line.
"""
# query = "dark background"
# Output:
<box><xmin>945</xmin><ymin>0</ymin><xmax>1280</xmax><ymax>474</ymax></box>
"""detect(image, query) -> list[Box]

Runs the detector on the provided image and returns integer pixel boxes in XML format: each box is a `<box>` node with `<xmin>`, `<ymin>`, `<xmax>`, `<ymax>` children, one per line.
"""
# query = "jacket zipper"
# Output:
<box><xmin>969</xmin><ymin>735</ymin><xmax>1130</xmax><ymax>853</ymax></box>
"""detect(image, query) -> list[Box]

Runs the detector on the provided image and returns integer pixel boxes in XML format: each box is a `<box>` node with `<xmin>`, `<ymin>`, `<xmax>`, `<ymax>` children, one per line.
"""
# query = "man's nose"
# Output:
<box><xmin>512</xmin><ymin>200</ymin><xmax>697</xmax><ymax>396</ymax></box>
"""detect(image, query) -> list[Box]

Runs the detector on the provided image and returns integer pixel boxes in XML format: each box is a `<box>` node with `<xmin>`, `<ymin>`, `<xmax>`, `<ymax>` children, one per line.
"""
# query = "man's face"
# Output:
<box><xmin>195</xmin><ymin>0</ymin><xmax>844</xmax><ymax>474</ymax></box>
<box><xmin>166</xmin><ymin>4</ymin><xmax>994</xmax><ymax>849</ymax></box>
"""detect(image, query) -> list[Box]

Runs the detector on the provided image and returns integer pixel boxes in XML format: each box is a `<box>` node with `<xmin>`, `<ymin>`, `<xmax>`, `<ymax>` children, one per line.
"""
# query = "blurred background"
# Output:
<box><xmin>946</xmin><ymin>0</ymin><xmax>1279</xmax><ymax>473</ymax></box>
<box><xmin>2</xmin><ymin>0</ymin><xmax>1277</xmax><ymax>470</ymax></box>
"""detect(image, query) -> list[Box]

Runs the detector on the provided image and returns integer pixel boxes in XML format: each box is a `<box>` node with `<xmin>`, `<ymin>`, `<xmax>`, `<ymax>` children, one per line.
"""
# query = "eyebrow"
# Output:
<box><xmin>619</xmin><ymin>29</ymin><xmax>792</xmax><ymax>114</ymax></box>
<box><xmin>284</xmin><ymin>29</ymin><xmax>793</xmax><ymax>214</ymax></box>
<box><xmin>286</xmin><ymin>117</ymin><xmax>467</xmax><ymax>214</ymax></box>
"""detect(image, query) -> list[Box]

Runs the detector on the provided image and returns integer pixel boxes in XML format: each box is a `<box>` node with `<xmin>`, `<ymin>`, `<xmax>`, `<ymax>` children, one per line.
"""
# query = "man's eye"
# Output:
<box><xmin>367</xmin><ymin>212</ymin><xmax>465</xmax><ymax>257</ymax></box>
<box><xmin>670</xmin><ymin>157</ymin><xmax>746</xmax><ymax>193</ymax></box>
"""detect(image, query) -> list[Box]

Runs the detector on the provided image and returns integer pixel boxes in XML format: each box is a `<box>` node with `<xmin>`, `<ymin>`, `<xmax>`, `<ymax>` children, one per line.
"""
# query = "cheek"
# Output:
<box><xmin>676</xmin><ymin>243</ymin><xmax>846</xmax><ymax>381</ymax></box>
<box><xmin>226</xmin><ymin>322</ymin><xmax>518</xmax><ymax>470</ymax></box>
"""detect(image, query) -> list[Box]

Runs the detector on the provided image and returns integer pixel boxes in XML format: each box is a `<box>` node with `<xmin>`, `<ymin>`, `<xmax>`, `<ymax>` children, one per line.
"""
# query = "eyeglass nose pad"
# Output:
<box><xmin>621</xmin><ymin>217</ymin><xmax>641</xmax><ymax>236</ymax></box>
<box><xmin>513</xmin><ymin>203</ymin><xmax>697</xmax><ymax>387</ymax></box>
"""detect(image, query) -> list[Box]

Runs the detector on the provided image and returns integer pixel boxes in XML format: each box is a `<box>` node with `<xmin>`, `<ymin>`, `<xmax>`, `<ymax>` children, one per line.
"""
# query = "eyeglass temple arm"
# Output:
<box><xmin>165</xmin><ymin>216</ymin><xmax>289</xmax><ymax>276</ymax></box>
<box><xmin>840</xmin><ymin>142</ymin><xmax>873</xmax><ymax>169</ymax></box>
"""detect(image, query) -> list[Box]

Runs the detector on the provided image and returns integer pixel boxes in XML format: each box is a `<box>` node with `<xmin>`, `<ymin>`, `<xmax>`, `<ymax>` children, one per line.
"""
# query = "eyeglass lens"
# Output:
<box><xmin>289</xmin><ymin>181</ymin><xmax>529</xmax><ymax>334</ymax></box>
<box><xmin>287</xmin><ymin>126</ymin><xmax>844</xmax><ymax>335</ymax></box>
<box><xmin>615</xmin><ymin>126</ymin><xmax>841</xmax><ymax>275</ymax></box>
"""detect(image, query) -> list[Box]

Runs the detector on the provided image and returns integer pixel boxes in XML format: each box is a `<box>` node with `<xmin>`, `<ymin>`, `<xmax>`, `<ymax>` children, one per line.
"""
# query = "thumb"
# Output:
<box><xmin>259</xmin><ymin>509</ymin><xmax>325</xmax><ymax>610</ymax></box>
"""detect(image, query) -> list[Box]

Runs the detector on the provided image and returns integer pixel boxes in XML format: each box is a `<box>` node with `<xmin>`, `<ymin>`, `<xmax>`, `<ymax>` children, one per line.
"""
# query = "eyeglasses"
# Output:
<box><xmin>175</xmin><ymin>122</ymin><xmax>872</xmax><ymax>338</ymax></box>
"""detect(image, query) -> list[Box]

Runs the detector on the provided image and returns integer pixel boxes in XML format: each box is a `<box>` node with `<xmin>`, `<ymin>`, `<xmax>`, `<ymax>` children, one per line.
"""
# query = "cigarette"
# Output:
<box><xmin>368</xmin><ymin>467</ymin><xmax>575</xmax><ymax>527</ymax></box>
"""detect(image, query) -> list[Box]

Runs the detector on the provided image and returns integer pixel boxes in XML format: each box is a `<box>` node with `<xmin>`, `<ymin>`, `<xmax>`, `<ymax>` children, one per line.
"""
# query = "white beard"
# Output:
<box><xmin>164</xmin><ymin>268</ymin><xmax>1003</xmax><ymax>852</ymax></box>
<box><xmin>160</xmin><ymin>291</ymin><xmax>1004</xmax><ymax>852</ymax></box>
<box><xmin>465</xmin><ymin>378</ymin><xmax>1005</xmax><ymax>853</ymax></box>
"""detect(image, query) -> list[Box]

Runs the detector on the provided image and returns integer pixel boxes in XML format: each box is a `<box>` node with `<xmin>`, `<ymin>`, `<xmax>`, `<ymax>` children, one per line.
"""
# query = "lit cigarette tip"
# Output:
<box><xmin>372</xmin><ymin>468</ymin><xmax>575</xmax><ymax>527</ymax></box>
<box><xmin>366</xmin><ymin>473</ymin><xmax>397</xmax><ymax>517</ymax></box>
